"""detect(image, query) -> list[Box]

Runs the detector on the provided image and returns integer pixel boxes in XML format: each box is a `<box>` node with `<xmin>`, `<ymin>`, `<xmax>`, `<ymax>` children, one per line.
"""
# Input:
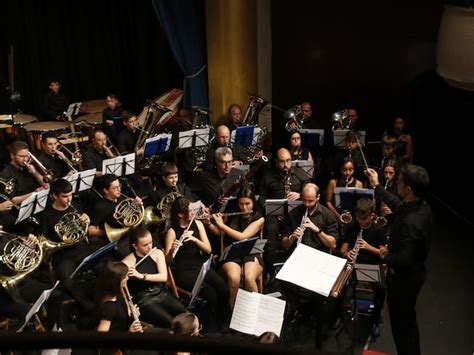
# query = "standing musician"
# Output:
<box><xmin>206</xmin><ymin>184</ymin><xmax>264</xmax><ymax>307</ymax></box>
<box><xmin>88</xmin><ymin>174</ymin><xmax>142</xmax><ymax>240</ymax></box>
<box><xmin>122</xmin><ymin>227</ymin><xmax>187</xmax><ymax>328</ymax></box>
<box><xmin>38</xmin><ymin>131</ymin><xmax>73</xmax><ymax>178</ymax></box>
<box><xmin>365</xmin><ymin>164</ymin><xmax>432</xmax><ymax>355</ymax></box>
<box><xmin>102</xmin><ymin>93</ymin><xmax>124</xmax><ymax>140</ymax></box>
<box><xmin>42</xmin><ymin>79</ymin><xmax>69</xmax><ymax>121</ymax></box>
<box><xmin>280</xmin><ymin>183</ymin><xmax>338</xmax><ymax>346</ymax></box>
<box><xmin>165</xmin><ymin>196</ymin><xmax>230</xmax><ymax>329</ymax></box>
<box><xmin>82</xmin><ymin>129</ymin><xmax>116</xmax><ymax>177</ymax></box>
<box><xmin>258</xmin><ymin>148</ymin><xmax>310</xmax><ymax>277</ymax></box>
<box><xmin>40</xmin><ymin>178</ymin><xmax>95</xmax><ymax>313</ymax></box>
<box><xmin>340</xmin><ymin>198</ymin><xmax>387</xmax><ymax>338</ymax></box>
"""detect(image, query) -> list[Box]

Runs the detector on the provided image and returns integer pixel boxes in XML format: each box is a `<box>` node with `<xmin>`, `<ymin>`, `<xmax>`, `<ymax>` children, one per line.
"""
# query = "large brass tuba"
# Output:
<box><xmin>331</xmin><ymin>109</ymin><xmax>351</xmax><ymax>131</ymax></box>
<box><xmin>190</xmin><ymin>106</ymin><xmax>215</xmax><ymax>171</ymax></box>
<box><xmin>242</xmin><ymin>95</ymin><xmax>268</xmax><ymax>126</ymax></box>
<box><xmin>135</xmin><ymin>103</ymin><xmax>172</xmax><ymax>151</ymax></box>
<box><xmin>0</xmin><ymin>232</ymin><xmax>43</xmax><ymax>298</ymax></box>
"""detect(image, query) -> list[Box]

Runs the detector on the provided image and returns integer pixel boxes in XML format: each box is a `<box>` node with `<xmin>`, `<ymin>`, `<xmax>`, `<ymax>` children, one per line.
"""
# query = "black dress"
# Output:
<box><xmin>99</xmin><ymin>297</ymin><xmax>131</xmax><ymax>331</ymax></box>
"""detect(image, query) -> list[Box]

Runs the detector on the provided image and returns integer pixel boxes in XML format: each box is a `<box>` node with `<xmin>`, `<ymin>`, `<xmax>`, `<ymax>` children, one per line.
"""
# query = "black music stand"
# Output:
<box><xmin>188</xmin><ymin>255</ymin><xmax>213</xmax><ymax>308</ymax></box>
<box><xmin>264</xmin><ymin>199</ymin><xmax>302</xmax><ymax>218</ymax></box>
<box><xmin>298</xmin><ymin>129</ymin><xmax>325</xmax><ymax>149</ymax></box>
<box><xmin>334</xmin><ymin>187</ymin><xmax>374</xmax><ymax>211</ymax></box>
<box><xmin>69</xmin><ymin>241</ymin><xmax>118</xmax><ymax>279</ymax></box>
<box><xmin>144</xmin><ymin>133</ymin><xmax>172</xmax><ymax>157</ymax></box>
<box><xmin>15</xmin><ymin>188</ymin><xmax>50</xmax><ymax>224</ymax></box>
<box><xmin>291</xmin><ymin>160</ymin><xmax>314</xmax><ymax>180</ymax></box>
<box><xmin>178</xmin><ymin>128</ymin><xmax>210</xmax><ymax>150</ymax></box>
<box><xmin>333</xmin><ymin>129</ymin><xmax>366</xmax><ymax>147</ymax></box>
<box><xmin>219</xmin><ymin>236</ymin><xmax>259</xmax><ymax>264</ymax></box>
<box><xmin>102</xmin><ymin>153</ymin><xmax>136</xmax><ymax>176</ymax></box>
<box><xmin>65</xmin><ymin>168</ymin><xmax>97</xmax><ymax>193</ymax></box>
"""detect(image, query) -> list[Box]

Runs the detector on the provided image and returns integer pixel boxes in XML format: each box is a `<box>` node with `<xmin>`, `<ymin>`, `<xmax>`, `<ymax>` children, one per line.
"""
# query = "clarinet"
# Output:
<box><xmin>123</xmin><ymin>284</ymin><xmax>142</xmax><ymax>330</ymax></box>
<box><xmin>171</xmin><ymin>214</ymin><xmax>196</xmax><ymax>259</ymax></box>
<box><xmin>296</xmin><ymin>208</ymin><xmax>309</xmax><ymax>246</ymax></box>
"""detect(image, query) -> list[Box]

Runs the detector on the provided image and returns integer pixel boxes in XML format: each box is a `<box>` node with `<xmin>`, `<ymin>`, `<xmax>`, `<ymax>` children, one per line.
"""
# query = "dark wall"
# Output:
<box><xmin>1</xmin><ymin>0</ymin><xmax>182</xmax><ymax>116</ymax></box>
<box><xmin>272</xmin><ymin>1</ymin><xmax>474</xmax><ymax>224</ymax></box>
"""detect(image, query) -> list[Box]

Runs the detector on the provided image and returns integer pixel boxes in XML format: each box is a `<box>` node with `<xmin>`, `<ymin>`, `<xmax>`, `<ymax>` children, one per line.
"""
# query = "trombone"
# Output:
<box><xmin>56</xmin><ymin>142</ymin><xmax>82</xmax><ymax>172</ymax></box>
<box><xmin>103</xmin><ymin>137</ymin><xmax>121</xmax><ymax>157</ymax></box>
<box><xmin>26</xmin><ymin>152</ymin><xmax>57</xmax><ymax>183</ymax></box>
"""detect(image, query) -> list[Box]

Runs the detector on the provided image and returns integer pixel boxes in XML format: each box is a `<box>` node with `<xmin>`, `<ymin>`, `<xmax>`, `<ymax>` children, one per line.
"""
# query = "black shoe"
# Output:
<box><xmin>370</xmin><ymin>324</ymin><xmax>381</xmax><ymax>338</ymax></box>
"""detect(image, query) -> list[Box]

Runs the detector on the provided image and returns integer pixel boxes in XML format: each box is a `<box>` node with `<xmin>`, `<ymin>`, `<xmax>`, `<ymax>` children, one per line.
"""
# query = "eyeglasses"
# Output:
<box><xmin>217</xmin><ymin>159</ymin><xmax>233</xmax><ymax>166</ymax></box>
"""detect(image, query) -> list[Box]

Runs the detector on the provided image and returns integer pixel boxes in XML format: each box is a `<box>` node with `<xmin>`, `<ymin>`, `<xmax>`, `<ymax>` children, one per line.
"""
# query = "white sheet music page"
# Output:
<box><xmin>230</xmin><ymin>289</ymin><xmax>260</xmax><ymax>335</ymax></box>
<box><xmin>276</xmin><ymin>244</ymin><xmax>347</xmax><ymax>297</ymax></box>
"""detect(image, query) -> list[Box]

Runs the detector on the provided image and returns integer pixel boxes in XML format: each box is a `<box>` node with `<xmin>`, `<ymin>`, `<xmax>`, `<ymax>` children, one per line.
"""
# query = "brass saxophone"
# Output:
<box><xmin>331</xmin><ymin>228</ymin><xmax>364</xmax><ymax>298</ymax></box>
<box><xmin>283</xmin><ymin>171</ymin><xmax>292</xmax><ymax>197</ymax></box>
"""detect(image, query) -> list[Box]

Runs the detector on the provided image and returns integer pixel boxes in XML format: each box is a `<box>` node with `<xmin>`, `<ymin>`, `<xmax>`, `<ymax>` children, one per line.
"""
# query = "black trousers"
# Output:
<box><xmin>387</xmin><ymin>268</ymin><xmax>425</xmax><ymax>355</ymax></box>
<box><xmin>136</xmin><ymin>288</ymin><xmax>187</xmax><ymax>328</ymax></box>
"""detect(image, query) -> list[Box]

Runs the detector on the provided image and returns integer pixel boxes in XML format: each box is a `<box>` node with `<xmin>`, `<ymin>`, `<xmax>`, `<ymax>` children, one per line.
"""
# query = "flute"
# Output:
<box><xmin>171</xmin><ymin>214</ymin><xmax>196</xmax><ymax>259</ymax></box>
<box><xmin>123</xmin><ymin>284</ymin><xmax>143</xmax><ymax>332</ymax></box>
<box><xmin>196</xmin><ymin>210</ymin><xmax>252</xmax><ymax>220</ymax></box>
<box><xmin>296</xmin><ymin>208</ymin><xmax>309</xmax><ymax>246</ymax></box>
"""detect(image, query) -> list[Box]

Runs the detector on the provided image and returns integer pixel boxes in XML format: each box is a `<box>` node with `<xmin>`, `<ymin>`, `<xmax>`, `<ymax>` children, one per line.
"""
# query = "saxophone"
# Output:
<box><xmin>331</xmin><ymin>228</ymin><xmax>364</xmax><ymax>298</ymax></box>
<box><xmin>283</xmin><ymin>171</ymin><xmax>292</xmax><ymax>197</ymax></box>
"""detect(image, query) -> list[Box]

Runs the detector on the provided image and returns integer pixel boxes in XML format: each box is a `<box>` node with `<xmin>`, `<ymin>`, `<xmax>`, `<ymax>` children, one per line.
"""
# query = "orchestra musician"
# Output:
<box><xmin>40</xmin><ymin>178</ymin><xmax>95</xmax><ymax>313</ymax></box>
<box><xmin>82</xmin><ymin>129</ymin><xmax>116</xmax><ymax>177</ymax></box>
<box><xmin>203</xmin><ymin>125</ymin><xmax>246</xmax><ymax>171</ymax></box>
<box><xmin>102</xmin><ymin>93</ymin><xmax>124</xmax><ymax>140</ymax></box>
<box><xmin>122</xmin><ymin>227</ymin><xmax>187</xmax><ymax>328</ymax></box>
<box><xmin>165</xmin><ymin>196</ymin><xmax>230</xmax><ymax>329</ymax></box>
<box><xmin>226</xmin><ymin>104</ymin><xmax>243</xmax><ymax>132</ymax></box>
<box><xmin>288</xmin><ymin>130</ymin><xmax>314</xmax><ymax>162</ymax></box>
<box><xmin>280</xmin><ymin>183</ymin><xmax>339</xmax><ymax>346</ymax></box>
<box><xmin>117</xmin><ymin>110</ymin><xmax>144</xmax><ymax>157</ymax></box>
<box><xmin>38</xmin><ymin>132</ymin><xmax>73</xmax><ymax>178</ymax></box>
<box><xmin>206</xmin><ymin>184</ymin><xmax>264</xmax><ymax>307</ymax></box>
<box><xmin>42</xmin><ymin>79</ymin><xmax>69</xmax><ymax>121</ymax></box>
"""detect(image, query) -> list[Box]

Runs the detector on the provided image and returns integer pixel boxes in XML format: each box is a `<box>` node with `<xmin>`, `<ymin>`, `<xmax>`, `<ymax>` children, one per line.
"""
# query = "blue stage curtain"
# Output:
<box><xmin>152</xmin><ymin>0</ymin><xmax>209</xmax><ymax>108</ymax></box>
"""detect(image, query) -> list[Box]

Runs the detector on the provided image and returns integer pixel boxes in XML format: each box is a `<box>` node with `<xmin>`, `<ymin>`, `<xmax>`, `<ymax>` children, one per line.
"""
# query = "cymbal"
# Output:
<box><xmin>79</xmin><ymin>99</ymin><xmax>107</xmax><ymax>113</ymax></box>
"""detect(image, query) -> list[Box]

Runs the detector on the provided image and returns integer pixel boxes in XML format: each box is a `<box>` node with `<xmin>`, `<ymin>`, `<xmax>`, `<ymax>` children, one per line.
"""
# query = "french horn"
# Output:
<box><xmin>105</xmin><ymin>198</ymin><xmax>145</xmax><ymax>242</ymax></box>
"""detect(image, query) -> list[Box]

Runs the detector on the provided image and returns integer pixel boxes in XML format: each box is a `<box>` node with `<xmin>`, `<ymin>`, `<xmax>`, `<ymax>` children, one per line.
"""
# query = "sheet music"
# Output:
<box><xmin>18</xmin><ymin>281</ymin><xmax>60</xmax><ymax>332</ymax></box>
<box><xmin>78</xmin><ymin>169</ymin><xmax>96</xmax><ymax>192</ymax></box>
<box><xmin>231</xmin><ymin>126</ymin><xmax>261</xmax><ymax>147</ymax></box>
<box><xmin>334</xmin><ymin>187</ymin><xmax>374</xmax><ymax>210</ymax></box>
<box><xmin>178</xmin><ymin>128</ymin><xmax>210</xmax><ymax>149</ymax></box>
<box><xmin>15</xmin><ymin>188</ymin><xmax>50</xmax><ymax>224</ymax></box>
<box><xmin>355</xmin><ymin>263</ymin><xmax>383</xmax><ymax>283</ymax></box>
<box><xmin>230</xmin><ymin>289</ymin><xmax>286</xmax><ymax>336</ymax></box>
<box><xmin>189</xmin><ymin>255</ymin><xmax>213</xmax><ymax>308</ymax></box>
<box><xmin>102</xmin><ymin>153</ymin><xmax>136</xmax><ymax>176</ymax></box>
<box><xmin>66</xmin><ymin>102</ymin><xmax>82</xmax><ymax>116</ymax></box>
<box><xmin>265</xmin><ymin>199</ymin><xmax>303</xmax><ymax>217</ymax></box>
<box><xmin>219</xmin><ymin>237</ymin><xmax>258</xmax><ymax>263</ymax></box>
<box><xmin>33</xmin><ymin>188</ymin><xmax>50</xmax><ymax>213</ymax></box>
<box><xmin>144</xmin><ymin>133</ymin><xmax>172</xmax><ymax>157</ymax></box>
<box><xmin>69</xmin><ymin>241</ymin><xmax>118</xmax><ymax>278</ymax></box>
<box><xmin>276</xmin><ymin>244</ymin><xmax>347</xmax><ymax>297</ymax></box>
<box><xmin>292</xmin><ymin>160</ymin><xmax>314</xmax><ymax>179</ymax></box>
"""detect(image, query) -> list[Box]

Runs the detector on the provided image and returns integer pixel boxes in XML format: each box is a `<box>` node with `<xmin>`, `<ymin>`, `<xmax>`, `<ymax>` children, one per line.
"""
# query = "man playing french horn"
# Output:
<box><xmin>40</xmin><ymin>178</ymin><xmax>96</xmax><ymax>313</ymax></box>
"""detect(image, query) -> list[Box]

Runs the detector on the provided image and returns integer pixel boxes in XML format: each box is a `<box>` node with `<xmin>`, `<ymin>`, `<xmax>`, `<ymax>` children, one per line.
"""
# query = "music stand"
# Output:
<box><xmin>178</xmin><ymin>128</ymin><xmax>210</xmax><ymax>149</ymax></box>
<box><xmin>298</xmin><ymin>129</ymin><xmax>324</xmax><ymax>148</ymax></box>
<box><xmin>69</xmin><ymin>241</ymin><xmax>118</xmax><ymax>279</ymax></box>
<box><xmin>265</xmin><ymin>199</ymin><xmax>302</xmax><ymax>218</ymax></box>
<box><xmin>65</xmin><ymin>168</ymin><xmax>97</xmax><ymax>193</ymax></box>
<box><xmin>189</xmin><ymin>255</ymin><xmax>213</xmax><ymax>308</ymax></box>
<box><xmin>144</xmin><ymin>133</ymin><xmax>172</xmax><ymax>157</ymax></box>
<box><xmin>334</xmin><ymin>187</ymin><xmax>374</xmax><ymax>211</ymax></box>
<box><xmin>355</xmin><ymin>263</ymin><xmax>385</xmax><ymax>286</ymax></box>
<box><xmin>219</xmin><ymin>237</ymin><xmax>259</xmax><ymax>264</ymax></box>
<box><xmin>102</xmin><ymin>153</ymin><xmax>136</xmax><ymax>176</ymax></box>
<box><xmin>66</xmin><ymin>102</ymin><xmax>82</xmax><ymax>117</ymax></box>
<box><xmin>15</xmin><ymin>188</ymin><xmax>50</xmax><ymax>224</ymax></box>
<box><xmin>291</xmin><ymin>160</ymin><xmax>314</xmax><ymax>180</ymax></box>
<box><xmin>333</xmin><ymin>129</ymin><xmax>366</xmax><ymax>147</ymax></box>
<box><xmin>231</xmin><ymin>125</ymin><xmax>262</xmax><ymax>148</ymax></box>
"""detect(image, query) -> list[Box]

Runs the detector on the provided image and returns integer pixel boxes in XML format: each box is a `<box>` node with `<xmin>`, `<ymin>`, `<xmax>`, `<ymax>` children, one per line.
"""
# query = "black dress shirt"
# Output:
<box><xmin>38</xmin><ymin>152</ymin><xmax>70</xmax><ymax>178</ymax></box>
<box><xmin>258</xmin><ymin>168</ymin><xmax>309</xmax><ymax>205</ymax></box>
<box><xmin>43</xmin><ymin>91</ymin><xmax>69</xmax><ymax>120</ymax></box>
<box><xmin>82</xmin><ymin>147</ymin><xmax>108</xmax><ymax>172</ymax></box>
<box><xmin>117</xmin><ymin>129</ymin><xmax>139</xmax><ymax>154</ymax></box>
<box><xmin>0</xmin><ymin>164</ymin><xmax>40</xmax><ymax>198</ymax></box>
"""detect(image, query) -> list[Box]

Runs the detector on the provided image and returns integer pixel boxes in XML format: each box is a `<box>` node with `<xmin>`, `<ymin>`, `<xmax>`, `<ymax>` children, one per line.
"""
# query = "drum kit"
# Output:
<box><xmin>0</xmin><ymin>99</ymin><xmax>106</xmax><ymax>154</ymax></box>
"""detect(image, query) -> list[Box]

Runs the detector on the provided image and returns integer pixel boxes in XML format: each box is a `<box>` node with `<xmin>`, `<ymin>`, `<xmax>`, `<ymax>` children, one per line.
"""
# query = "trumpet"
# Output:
<box><xmin>26</xmin><ymin>152</ymin><xmax>57</xmax><ymax>183</ymax></box>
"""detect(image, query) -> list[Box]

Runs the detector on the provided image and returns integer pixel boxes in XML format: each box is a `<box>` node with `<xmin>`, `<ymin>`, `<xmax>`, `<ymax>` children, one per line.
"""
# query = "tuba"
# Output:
<box><xmin>190</xmin><ymin>106</ymin><xmax>215</xmax><ymax>171</ymax></box>
<box><xmin>284</xmin><ymin>105</ymin><xmax>304</xmax><ymax>131</ymax></box>
<box><xmin>331</xmin><ymin>109</ymin><xmax>351</xmax><ymax>131</ymax></box>
<box><xmin>135</xmin><ymin>103</ymin><xmax>172</xmax><ymax>151</ymax></box>
<box><xmin>242</xmin><ymin>95</ymin><xmax>268</xmax><ymax>126</ymax></box>
<box><xmin>0</xmin><ymin>232</ymin><xmax>43</xmax><ymax>298</ymax></box>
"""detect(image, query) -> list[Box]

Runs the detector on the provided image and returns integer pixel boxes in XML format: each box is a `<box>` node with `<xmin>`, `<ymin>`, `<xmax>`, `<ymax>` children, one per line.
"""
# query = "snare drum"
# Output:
<box><xmin>23</xmin><ymin>121</ymin><xmax>68</xmax><ymax>153</ymax></box>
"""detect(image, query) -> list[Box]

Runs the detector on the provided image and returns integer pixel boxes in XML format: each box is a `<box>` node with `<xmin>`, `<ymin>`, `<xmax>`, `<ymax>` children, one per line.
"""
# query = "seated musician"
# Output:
<box><xmin>38</xmin><ymin>131</ymin><xmax>73</xmax><ymax>178</ymax></box>
<box><xmin>88</xmin><ymin>174</ymin><xmax>142</xmax><ymax>241</ymax></box>
<box><xmin>375</xmin><ymin>135</ymin><xmax>403</xmax><ymax>172</ymax></box>
<box><xmin>288</xmin><ymin>130</ymin><xmax>314</xmax><ymax>162</ymax></box>
<box><xmin>280</xmin><ymin>183</ymin><xmax>339</xmax><ymax>345</ymax></box>
<box><xmin>333</xmin><ymin>130</ymin><xmax>366</xmax><ymax>181</ymax></box>
<box><xmin>206</xmin><ymin>184</ymin><xmax>264</xmax><ymax>306</ymax></box>
<box><xmin>122</xmin><ymin>227</ymin><xmax>187</xmax><ymax>328</ymax></box>
<box><xmin>82</xmin><ymin>129</ymin><xmax>116</xmax><ymax>177</ymax></box>
<box><xmin>0</xmin><ymin>141</ymin><xmax>47</xmax><ymax>233</ymax></box>
<box><xmin>116</xmin><ymin>110</ymin><xmax>144</xmax><ymax>157</ymax></box>
<box><xmin>96</xmin><ymin>261</ymin><xmax>143</xmax><ymax>333</ymax></box>
<box><xmin>165</xmin><ymin>196</ymin><xmax>230</xmax><ymax>329</ymax></box>
<box><xmin>203</xmin><ymin>125</ymin><xmax>247</xmax><ymax>171</ymax></box>
<box><xmin>40</xmin><ymin>178</ymin><xmax>95</xmax><ymax>312</ymax></box>
<box><xmin>226</xmin><ymin>104</ymin><xmax>243</xmax><ymax>132</ymax></box>
<box><xmin>340</xmin><ymin>198</ymin><xmax>387</xmax><ymax>338</ymax></box>
<box><xmin>258</xmin><ymin>147</ymin><xmax>310</xmax><ymax>276</ymax></box>
<box><xmin>199</xmin><ymin>147</ymin><xmax>236</xmax><ymax>208</ymax></box>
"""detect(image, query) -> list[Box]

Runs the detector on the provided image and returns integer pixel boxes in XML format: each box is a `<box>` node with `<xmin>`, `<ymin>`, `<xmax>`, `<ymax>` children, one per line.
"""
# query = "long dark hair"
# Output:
<box><xmin>170</xmin><ymin>196</ymin><xmax>191</xmax><ymax>229</ymax></box>
<box><xmin>95</xmin><ymin>261</ymin><xmax>128</xmax><ymax>306</ymax></box>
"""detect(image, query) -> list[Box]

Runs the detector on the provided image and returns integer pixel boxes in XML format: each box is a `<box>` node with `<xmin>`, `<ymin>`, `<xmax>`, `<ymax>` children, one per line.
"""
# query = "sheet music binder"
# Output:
<box><xmin>334</xmin><ymin>187</ymin><xmax>374</xmax><ymax>211</ymax></box>
<box><xmin>144</xmin><ymin>134</ymin><xmax>172</xmax><ymax>157</ymax></box>
<box><xmin>219</xmin><ymin>237</ymin><xmax>259</xmax><ymax>263</ymax></box>
<box><xmin>265</xmin><ymin>199</ymin><xmax>302</xmax><ymax>217</ymax></box>
<box><xmin>189</xmin><ymin>255</ymin><xmax>213</xmax><ymax>308</ymax></box>
<box><xmin>298</xmin><ymin>128</ymin><xmax>325</xmax><ymax>148</ymax></box>
<box><xmin>355</xmin><ymin>263</ymin><xmax>385</xmax><ymax>286</ymax></box>
<box><xmin>291</xmin><ymin>160</ymin><xmax>314</xmax><ymax>180</ymax></box>
<box><xmin>102</xmin><ymin>153</ymin><xmax>136</xmax><ymax>176</ymax></box>
<box><xmin>69</xmin><ymin>241</ymin><xmax>118</xmax><ymax>279</ymax></box>
<box><xmin>178</xmin><ymin>128</ymin><xmax>210</xmax><ymax>149</ymax></box>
